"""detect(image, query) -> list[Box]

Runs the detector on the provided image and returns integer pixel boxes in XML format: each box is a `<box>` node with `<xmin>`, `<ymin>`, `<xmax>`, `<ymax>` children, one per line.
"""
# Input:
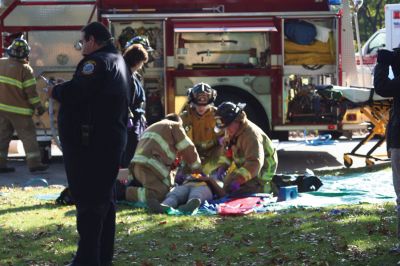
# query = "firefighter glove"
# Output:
<box><xmin>175</xmin><ymin>170</ymin><xmax>187</xmax><ymax>185</ymax></box>
<box><xmin>35</xmin><ymin>105</ymin><xmax>46</xmax><ymax>116</ymax></box>
<box><xmin>377</xmin><ymin>49</ymin><xmax>395</xmax><ymax>65</ymax></box>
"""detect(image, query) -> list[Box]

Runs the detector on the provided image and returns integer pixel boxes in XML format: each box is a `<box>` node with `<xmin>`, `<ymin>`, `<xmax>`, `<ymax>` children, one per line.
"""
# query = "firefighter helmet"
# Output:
<box><xmin>187</xmin><ymin>82</ymin><xmax>217</xmax><ymax>105</ymax></box>
<box><xmin>125</xmin><ymin>36</ymin><xmax>154</xmax><ymax>52</ymax></box>
<box><xmin>214</xmin><ymin>102</ymin><xmax>246</xmax><ymax>130</ymax></box>
<box><xmin>7</xmin><ymin>36</ymin><xmax>30</xmax><ymax>59</ymax></box>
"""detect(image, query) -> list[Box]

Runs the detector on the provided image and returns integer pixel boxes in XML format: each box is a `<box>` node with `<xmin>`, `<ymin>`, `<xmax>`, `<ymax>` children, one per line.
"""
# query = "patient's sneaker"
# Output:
<box><xmin>147</xmin><ymin>198</ymin><xmax>170</xmax><ymax>214</ymax></box>
<box><xmin>389</xmin><ymin>244</ymin><xmax>400</xmax><ymax>254</ymax></box>
<box><xmin>178</xmin><ymin>198</ymin><xmax>201</xmax><ymax>214</ymax></box>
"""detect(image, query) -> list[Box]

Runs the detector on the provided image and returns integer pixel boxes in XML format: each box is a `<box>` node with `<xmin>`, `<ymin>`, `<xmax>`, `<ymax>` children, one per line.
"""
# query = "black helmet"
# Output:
<box><xmin>7</xmin><ymin>36</ymin><xmax>30</xmax><ymax>59</ymax></box>
<box><xmin>187</xmin><ymin>82</ymin><xmax>217</xmax><ymax>105</ymax></box>
<box><xmin>125</xmin><ymin>36</ymin><xmax>154</xmax><ymax>52</ymax></box>
<box><xmin>214</xmin><ymin>102</ymin><xmax>246</xmax><ymax>131</ymax></box>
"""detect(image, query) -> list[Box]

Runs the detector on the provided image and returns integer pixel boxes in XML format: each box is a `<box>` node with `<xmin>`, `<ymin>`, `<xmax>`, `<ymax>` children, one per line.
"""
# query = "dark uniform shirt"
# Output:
<box><xmin>374</xmin><ymin>62</ymin><xmax>398</xmax><ymax>149</ymax></box>
<box><xmin>53</xmin><ymin>44</ymin><xmax>130</xmax><ymax>151</ymax></box>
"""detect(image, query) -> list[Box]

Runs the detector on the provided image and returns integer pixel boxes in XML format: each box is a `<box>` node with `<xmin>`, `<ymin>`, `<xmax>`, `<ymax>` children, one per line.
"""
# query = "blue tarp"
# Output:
<box><xmin>35</xmin><ymin>168</ymin><xmax>396</xmax><ymax>215</ymax></box>
<box><xmin>199</xmin><ymin>168</ymin><xmax>395</xmax><ymax>214</ymax></box>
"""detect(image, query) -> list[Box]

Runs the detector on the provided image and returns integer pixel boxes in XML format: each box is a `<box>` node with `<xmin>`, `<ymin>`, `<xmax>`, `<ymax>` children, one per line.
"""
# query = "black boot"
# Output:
<box><xmin>115</xmin><ymin>181</ymin><xmax>126</xmax><ymax>201</ymax></box>
<box><xmin>29</xmin><ymin>164</ymin><xmax>49</xmax><ymax>172</ymax></box>
<box><xmin>0</xmin><ymin>167</ymin><xmax>15</xmax><ymax>173</ymax></box>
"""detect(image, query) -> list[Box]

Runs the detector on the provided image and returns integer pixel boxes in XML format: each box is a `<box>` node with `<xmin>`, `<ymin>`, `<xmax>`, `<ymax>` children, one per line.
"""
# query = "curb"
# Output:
<box><xmin>313</xmin><ymin>161</ymin><xmax>391</xmax><ymax>176</ymax></box>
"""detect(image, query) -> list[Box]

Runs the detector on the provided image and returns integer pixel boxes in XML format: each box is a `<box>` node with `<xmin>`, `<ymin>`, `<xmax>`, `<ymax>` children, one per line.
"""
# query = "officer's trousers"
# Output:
<box><xmin>74</xmin><ymin>201</ymin><xmax>115</xmax><ymax>266</ymax></box>
<box><xmin>0</xmin><ymin>111</ymin><xmax>42</xmax><ymax>168</ymax></box>
<box><xmin>391</xmin><ymin>148</ymin><xmax>400</xmax><ymax>239</ymax></box>
<box><xmin>62</xmin><ymin>143</ymin><xmax>122</xmax><ymax>266</ymax></box>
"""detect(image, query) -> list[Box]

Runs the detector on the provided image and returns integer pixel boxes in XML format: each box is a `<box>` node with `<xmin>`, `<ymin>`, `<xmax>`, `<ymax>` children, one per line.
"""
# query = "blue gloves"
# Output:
<box><xmin>210</xmin><ymin>166</ymin><xmax>226</xmax><ymax>181</ymax></box>
<box><xmin>175</xmin><ymin>171</ymin><xmax>187</xmax><ymax>185</ymax></box>
<box><xmin>230</xmin><ymin>176</ymin><xmax>246</xmax><ymax>192</ymax></box>
<box><xmin>377</xmin><ymin>49</ymin><xmax>394</xmax><ymax>65</ymax></box>
<box><xmin>230</xmin><ymin>181</ymin><xmax>241</xmax><ymax>192</ymax></box>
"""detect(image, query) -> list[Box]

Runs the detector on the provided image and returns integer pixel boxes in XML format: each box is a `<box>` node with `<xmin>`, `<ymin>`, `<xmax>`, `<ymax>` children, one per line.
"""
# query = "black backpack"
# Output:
<box><xmin>55</xmin><ymin>187</ymin><xmax>75</xmax><ymax>205</ymax></box>
<box><xmin>271</xmin><ymin>174</ymin><xmax>323</xmax><ymax>195</ymax></box>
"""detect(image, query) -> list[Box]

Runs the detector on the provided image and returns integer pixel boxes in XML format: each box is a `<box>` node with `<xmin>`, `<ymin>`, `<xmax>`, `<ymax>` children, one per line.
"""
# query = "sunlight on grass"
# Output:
<box><xmin>1</xmin><ymin>187</ymin><xmax>400</xmax><ymax>265</ymax></box>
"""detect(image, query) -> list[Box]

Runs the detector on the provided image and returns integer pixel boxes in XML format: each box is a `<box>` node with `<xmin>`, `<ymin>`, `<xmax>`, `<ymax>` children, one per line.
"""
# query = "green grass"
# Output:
<box><xmin>1</xmin><ymin>186</ymin><xmax>400</xmax><ymax>265</ymax></box>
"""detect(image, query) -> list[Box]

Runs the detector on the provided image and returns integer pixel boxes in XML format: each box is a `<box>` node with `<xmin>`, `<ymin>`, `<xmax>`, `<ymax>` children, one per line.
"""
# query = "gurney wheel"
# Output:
<box><xmin>366</xmin><ymin>158</ymin><xmax>374</xmax><ymax>167</ymax></box>
<box><xmin>344</xmin><ymin>155</ymin><xmax>353</xmax><ymax>168</ymax></box>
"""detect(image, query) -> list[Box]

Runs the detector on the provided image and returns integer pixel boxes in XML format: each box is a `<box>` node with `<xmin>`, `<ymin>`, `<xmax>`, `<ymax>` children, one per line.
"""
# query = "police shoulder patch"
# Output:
<box><xmin>81</xmin><ymin>60</ymin><xmax>96</xmax><ymax>75</ymax></box>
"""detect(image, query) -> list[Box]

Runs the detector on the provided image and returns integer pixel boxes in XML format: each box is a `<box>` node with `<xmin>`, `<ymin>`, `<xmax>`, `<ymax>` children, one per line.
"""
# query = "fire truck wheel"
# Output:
<box><xmin>213</xmin><ymin>85</ymin><xmax>270</xmax><ymax>135</ymax></box>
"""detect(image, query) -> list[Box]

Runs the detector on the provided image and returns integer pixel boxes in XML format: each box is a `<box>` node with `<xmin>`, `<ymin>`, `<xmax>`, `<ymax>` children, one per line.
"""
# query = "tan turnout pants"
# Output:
<box><xmin>125</xmin><ymin>163</ymin><xmax>171</xmax><ymax>203</ymax></box>
<box><xmin>0</xmin><ymin>111</ymin><xmax>42</xmax><ymax>168</ymax></box>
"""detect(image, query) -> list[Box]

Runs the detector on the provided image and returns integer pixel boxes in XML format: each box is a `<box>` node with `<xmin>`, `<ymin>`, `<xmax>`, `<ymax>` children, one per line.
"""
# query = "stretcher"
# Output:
<box><xmin>317</xmin><ymin>85</ymin><xmax>392</xmax><ymax>168</ymax></box>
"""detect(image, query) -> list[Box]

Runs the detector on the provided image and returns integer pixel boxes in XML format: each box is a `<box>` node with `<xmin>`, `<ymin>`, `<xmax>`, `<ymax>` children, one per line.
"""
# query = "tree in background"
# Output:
<box><xmin>357</xmin><ymin>0</ymin><xmax>398</xmax><ymax>44</ymax></box>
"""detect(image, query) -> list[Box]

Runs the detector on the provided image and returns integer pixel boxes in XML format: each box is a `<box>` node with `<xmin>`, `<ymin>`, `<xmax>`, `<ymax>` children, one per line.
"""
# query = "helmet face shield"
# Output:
<box><xmin>7</xmin><ymin>37</ymin><xmax>30</xmax><ymax>59</ymax></box>
<box><xmin>188</xmin><ymin>82</ymin><xmax>217</xmax><ymax>105</ymax></box>
<box><xmin>214</xmin><ymin>102</ymin><xmax>246</xmax><ymax>132</ymax></box>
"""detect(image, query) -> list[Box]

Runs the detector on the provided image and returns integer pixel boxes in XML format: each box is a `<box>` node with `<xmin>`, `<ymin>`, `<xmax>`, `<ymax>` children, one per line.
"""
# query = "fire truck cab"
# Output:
<box><xmin>0</xmin><ymin>0</ymin><xmax>366</xmax><ymax>140</ymax></box>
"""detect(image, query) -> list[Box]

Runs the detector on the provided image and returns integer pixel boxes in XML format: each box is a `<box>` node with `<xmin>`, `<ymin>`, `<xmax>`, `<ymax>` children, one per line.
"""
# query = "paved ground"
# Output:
<box><xmin>0</xmin><ymin>138</ymin><xmax>391</xmax><ymax>188</ymax></box>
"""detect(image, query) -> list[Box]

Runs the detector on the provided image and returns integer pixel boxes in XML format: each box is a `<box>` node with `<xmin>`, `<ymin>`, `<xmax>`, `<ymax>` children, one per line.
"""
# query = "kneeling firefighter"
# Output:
<box><xmin>117</xmin><ymin>114</ymin><xmax>202</xmax><ymax>203</ymax></box>
<box><xmin>212</xmin><ymin>101</ymin><xmax>278</xmax><ymax>195</ymax></box>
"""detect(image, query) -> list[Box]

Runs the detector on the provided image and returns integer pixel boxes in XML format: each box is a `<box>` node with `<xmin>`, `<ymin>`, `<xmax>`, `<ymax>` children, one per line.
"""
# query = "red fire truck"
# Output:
<box><xmin>0</xmin><ymin>0</ymin><xmax>366</xmax><ymax>140</ymax></box>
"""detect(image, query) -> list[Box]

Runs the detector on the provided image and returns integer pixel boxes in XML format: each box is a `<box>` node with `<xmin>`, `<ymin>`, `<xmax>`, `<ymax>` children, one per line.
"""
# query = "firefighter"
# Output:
<box><xmin>116</xmin><ymin>113</ymin><xmax>202</xmax><ymax>204</ymax></box>
<box><xmin>49</xmin><ymin>22</ymin><xmax>131</xmax><ymax>266</ymax></box>
<box><xmin>120</xmin><ymin>43</ymin><xmax>149</xmax><ymax>168</ymax></box>
<box><xmin>178</xmin><ymin>82</ymin><xmax>221</xmax><ymax>176</ymax></box>
<box><xmin>212</xmin><ymin>101</ymin><xmax>278</xmax><ymax>195</ymax></box>
<box><xmin>0</xmin><ymin>36</ymin><xmax>48</xmax><ymax>173</ymax></box>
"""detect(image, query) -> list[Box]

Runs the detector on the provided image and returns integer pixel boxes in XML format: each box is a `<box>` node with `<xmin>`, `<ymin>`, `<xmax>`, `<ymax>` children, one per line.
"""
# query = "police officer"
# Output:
<box><xmin>212</xmin><ymin>101</ymin><xmax>278</xmax><ymax>195</ymax></box>
<box><xmin>179</xmin><ymin>82</ymin><xmax>221</xmax><ymax>176</ymax></box>
<box><xmin>120</xmin><ymin>40</ymin><xmax>151</xmax><ymax>168</ymax></box>
<box><xmin>49</xmin><ymin>22</ymin><xmax>130</xmax><ymax>265</ymax></box>
<box><xmin>374</xmin><ymin>48</ymin><xmax>400</xmax><ymax>254</ymax></box>
<box><xmin>0</xmin><ymin>36</ymin><xmax>48</xmax><ymax>173</ymax></box>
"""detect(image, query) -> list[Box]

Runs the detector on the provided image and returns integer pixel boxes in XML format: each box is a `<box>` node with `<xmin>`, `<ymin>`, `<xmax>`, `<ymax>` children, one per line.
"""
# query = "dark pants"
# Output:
<box><xmin>74</xmin><ymin>201</ymin><xmax>116</xmax><ymax>265</ymax></box>
<box><xmin>62</xmin><ymin>144</ymin><xmax>122</xmax><ymax>266</ymax></box>
<box><xmin>120</xmin><ymin>127</ymin><xmax>140</xmax><ymax>168</ymax></box>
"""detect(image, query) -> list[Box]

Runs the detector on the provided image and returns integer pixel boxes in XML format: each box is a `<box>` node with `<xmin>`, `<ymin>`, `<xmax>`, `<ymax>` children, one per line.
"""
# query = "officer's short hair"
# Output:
<box><xmin>164</xmin><ymin>113</ymin><xmax>182</xmax><ymax>123</ymax></box>
<box><xmin>123</xmin><ymin>44</ymin><xmax>149</xmax><ymax>68</ymax></box>
<box><xmin>82</xmin><ymin>22</ymin><xmax>112</xmax><ymax>46</ymax></box>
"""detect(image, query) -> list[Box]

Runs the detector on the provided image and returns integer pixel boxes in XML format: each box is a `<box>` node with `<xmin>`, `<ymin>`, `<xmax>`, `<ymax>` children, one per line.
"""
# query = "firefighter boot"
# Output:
<box><xmin>27</xmin><ymin>153</ymin><xmax>49</xmax><ymax>172</ymax></box>
<box><xmin>147</xmin><ymin>198</ymin><xmax>170</xmax><ymax>214</ymax></box>
<box><xmin>29</xmin><ymin>164</ymin><xmax>49</xmax><ymax>173</ymax></box>
<box><xmin>0</xmin><ymin>156</ymin><xmax>15</xmax><ymax>173</ymax></box>
<box><xmin>0</xmin><ymin>166</ymin><xmax>15</xmax><ymax>173</ymax></box>
<box><xmin>178</xmin><ymin>198</ymin><xmax>201</xmax><ymax>214</ymax></box>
